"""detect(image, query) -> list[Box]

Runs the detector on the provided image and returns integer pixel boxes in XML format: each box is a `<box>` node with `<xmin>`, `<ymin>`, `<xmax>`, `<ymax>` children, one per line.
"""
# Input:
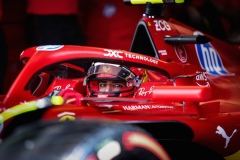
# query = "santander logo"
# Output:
<box><xmin>174</xmin><ymin>43</ymin><xmax>187</xmax><ymax>63</ymax></box>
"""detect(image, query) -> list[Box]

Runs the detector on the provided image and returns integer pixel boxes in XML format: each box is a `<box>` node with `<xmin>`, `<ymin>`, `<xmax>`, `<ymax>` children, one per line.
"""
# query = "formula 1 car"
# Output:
<box><xmin>0</xmin><ymin>0</ymin><xmax>240</xmax><ymax>159</ymax></box>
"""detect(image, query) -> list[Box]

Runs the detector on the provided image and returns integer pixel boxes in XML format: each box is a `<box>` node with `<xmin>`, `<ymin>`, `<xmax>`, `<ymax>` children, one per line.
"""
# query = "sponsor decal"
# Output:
<box><xmin>125</xmin><ymin>53</ymin><xmax>158</xmax><ymax>65</ymax></box>
<box><xmin>158</xmin><ymin>50</ymin><xmax>167</xmax><ymax>55</ymax></box>
<box><xmin>153</xmin><ymin>20</ymin><xmax>171</xmax><ymax>31</ymax></box>
<box><xmin>195</xmin><ymin>71</ymin><xmax>210</xmax><ymax>87</ymax></box>
<box><xmin>102</xmin><ymin>65</ymin><xmax>112</xmax><ymax>73</ymax></box>
<box><xmin>216</xmin><ymin>125</ymin><xmax>237</xmax><ymax>148</ymax></box>
<box><xmin>138</xmin><ymin>86</ymin><xmax>155</xmax><ymax>96</ymax></box>
<box><xmin>104</xmin><ymin>49</ymin><xmax>123</xmax><ymax>58</ymax></box>
<box><xmin>54</xmin><ymin>84</ymin><xmax>73</xmax><ymax>90</ymax></box>
<box><xmin>174</xmin><ymin>44</ymin><xmax>187</xmax><ymax>63</ymax></box>
<box><xmin>58</xmin><ymin>112</ymin><xmax>75</xmax><ymax>117</ymax></box>
<box><xmin>123</xmin><ymin>105</ymin><xmax>173</xmax><ymax>111</ymax></box>
<box><xmin>58</xmin><ymin>112</ymin><xmax>76</xmax><ymax>121</ymax></box>
<box><xmin>103</xmin><ymin>49</ymin><xmax>158</xmax><ymax>65</ymax></box>
<box><xmin>36</xmin><ymin>45</ymin><xmax>64</xmax><ymax>51</ymax></box>
<box><xmin>194</xmin><ymin>31</ymin><xmax>234</xmax><ymax>76</ymax></box>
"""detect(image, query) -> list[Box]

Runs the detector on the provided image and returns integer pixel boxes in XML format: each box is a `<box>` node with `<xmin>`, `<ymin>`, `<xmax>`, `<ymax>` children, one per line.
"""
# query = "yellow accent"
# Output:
<box><xmin>142</xmin><ymin>70</ymin><xmax>149</xmax><ymax>83</ymax></box>
<box><xmin>51</xmin><ymin>96</ymin><xmax>64</xmax><ymax>105</ymax></box>
<box><xmin>175</xmin><ymin>0</ymin><xmax>184</xmax><ymax>3</ymax></box>
<box><xmin>59</xmin><ymin>115</ymin><xmax>76</xmax><ymax>121</ymax></box>
<box><xmin>147</xmin><ymin>21</ymin><xmax>151</xmax><ymax>26</ymax></box>
<box><xmin>129</xmin><ymin>0</ymin><xmax>184</xmax><ymax>4</ymax></box>
<box><xmin>225</xmin><ymin>150</ymin><xmax>240</xmax><ymax>160</ymax></box>
<box><xmin>131</xmin><ymin>0</ymin><xmax>163</xmax><ymax>4</ymax></box>
<box><xmin>103</xmin><ymin>65</ymin><xmax>111</xmax><ymax>73</ymax></box>
<box><xmin>0</xmin><ymin>101</ymin><xmax>38</xmax><ymax>124</ymax></box>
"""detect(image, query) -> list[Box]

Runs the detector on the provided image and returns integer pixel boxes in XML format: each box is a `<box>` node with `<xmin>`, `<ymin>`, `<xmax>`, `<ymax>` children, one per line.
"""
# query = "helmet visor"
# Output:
<box><xmin>87</xmin><ymin>64</ymin><xmax>136</xmax><ymax>84</ymax></box>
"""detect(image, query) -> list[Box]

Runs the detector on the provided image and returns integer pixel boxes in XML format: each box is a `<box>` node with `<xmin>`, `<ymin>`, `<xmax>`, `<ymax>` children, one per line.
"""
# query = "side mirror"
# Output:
<box><xmin>152</xmin><ymin>86</ymin><xmax>212</xmax><ymax>102</ymax></box>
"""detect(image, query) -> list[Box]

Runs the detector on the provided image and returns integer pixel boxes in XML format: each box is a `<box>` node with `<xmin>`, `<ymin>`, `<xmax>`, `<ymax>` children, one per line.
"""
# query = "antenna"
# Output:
<box><xmin>143</xmin><ymin>2</ymin><xmax>164</xmax><ymax>18</ymax></box>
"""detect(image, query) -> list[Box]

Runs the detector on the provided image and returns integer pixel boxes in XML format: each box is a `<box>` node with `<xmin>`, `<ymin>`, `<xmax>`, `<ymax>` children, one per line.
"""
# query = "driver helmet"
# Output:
<box><xmin>83</xmin><ymin>62</ymin><xmax>147</xmax><ymax>97</ymax></box>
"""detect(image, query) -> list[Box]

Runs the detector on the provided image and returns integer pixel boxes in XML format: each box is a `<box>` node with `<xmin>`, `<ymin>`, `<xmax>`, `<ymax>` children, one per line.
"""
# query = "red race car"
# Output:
<box><xmin>0</xmin><ymin>0</ymin><xmax>240</xmax><ymax>159</ymax></box>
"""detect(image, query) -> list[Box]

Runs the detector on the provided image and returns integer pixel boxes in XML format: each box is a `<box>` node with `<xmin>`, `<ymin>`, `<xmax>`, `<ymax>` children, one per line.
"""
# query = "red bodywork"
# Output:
<box><xmin>0</xmin><ymin>3</ymin><xmax>240</xmax><ymax>159</ymax></box>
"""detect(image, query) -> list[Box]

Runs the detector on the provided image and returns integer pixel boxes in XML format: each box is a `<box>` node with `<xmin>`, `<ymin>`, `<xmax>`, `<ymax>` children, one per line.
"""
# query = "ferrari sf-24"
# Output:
<box><xmin>0</xmin><ymin>0</ymin><xmax>240</xmax><ymax>159</ymax></box>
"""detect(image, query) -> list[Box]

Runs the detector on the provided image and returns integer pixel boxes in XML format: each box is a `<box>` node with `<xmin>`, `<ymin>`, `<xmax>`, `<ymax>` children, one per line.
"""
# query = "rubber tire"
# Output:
<box><xmin>0</xmin><ymin>120</ymin><xmax>170</xmax><ymax>160</ymax></box>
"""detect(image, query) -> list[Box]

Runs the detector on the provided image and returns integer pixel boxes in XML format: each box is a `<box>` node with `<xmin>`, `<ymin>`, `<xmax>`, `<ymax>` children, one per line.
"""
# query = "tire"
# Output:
<box><xmin>0</xmin><ymin>120</ymin><xmax>170</xmax><ymax>160</ymax></box>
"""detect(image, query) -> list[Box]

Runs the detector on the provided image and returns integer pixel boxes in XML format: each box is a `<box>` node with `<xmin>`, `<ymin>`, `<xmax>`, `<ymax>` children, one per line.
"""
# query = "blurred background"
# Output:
<box><xmin>1</xmin><ymin>0</ymin><xmax>239</xmax><ymax>93</ymax></box>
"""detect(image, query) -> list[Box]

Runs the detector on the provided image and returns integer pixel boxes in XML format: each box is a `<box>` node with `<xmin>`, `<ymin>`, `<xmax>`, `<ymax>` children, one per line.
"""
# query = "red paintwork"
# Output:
<box><xmin>1</xmin><ymin>5</ymin><xmax>240</xmax><ymax>158</ymax></box>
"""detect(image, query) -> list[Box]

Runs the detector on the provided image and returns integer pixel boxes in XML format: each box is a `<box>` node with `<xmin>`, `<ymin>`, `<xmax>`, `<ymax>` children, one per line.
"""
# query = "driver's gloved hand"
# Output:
<box><xmin>55</xmin><ymin>89</ymin><xmax>83</xmax><ymax>105</ymax></box>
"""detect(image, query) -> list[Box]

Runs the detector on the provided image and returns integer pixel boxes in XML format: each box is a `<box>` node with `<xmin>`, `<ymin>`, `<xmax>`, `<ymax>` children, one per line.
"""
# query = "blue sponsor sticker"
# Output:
<box><xmin>194</xmin><ymin>31</ymin><xmax>234</xmax><ymax>76</ymax></box>
<box><xmin>36</xmin><ymin>45</ymin><xmax>64</xmax><ymax>51</ymax></box>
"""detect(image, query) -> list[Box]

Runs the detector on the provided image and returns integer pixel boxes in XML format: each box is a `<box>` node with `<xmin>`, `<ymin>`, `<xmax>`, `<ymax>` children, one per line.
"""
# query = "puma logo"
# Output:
<box><xmin>216</xmin><ymin>125</ymin><xmax>237</xmax><ymax>148</ymax></box>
